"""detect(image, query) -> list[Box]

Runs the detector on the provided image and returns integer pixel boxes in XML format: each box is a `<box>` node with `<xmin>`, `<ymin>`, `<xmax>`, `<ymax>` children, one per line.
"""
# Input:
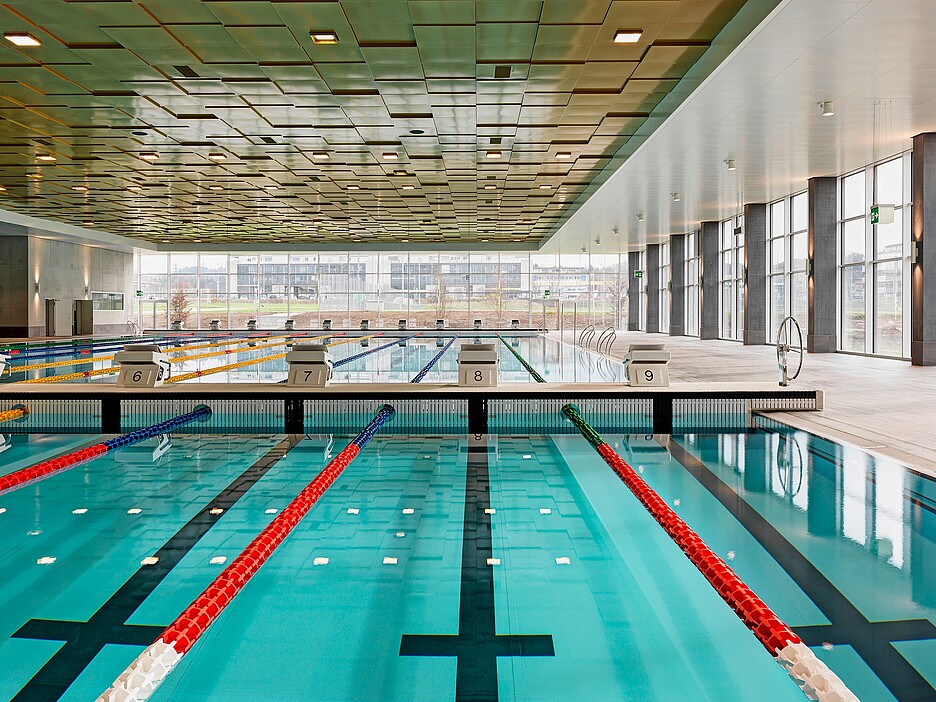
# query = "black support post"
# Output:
<box><xmin>101</xmin><ymin>397</ymin><xmax>121</xmax><ymax>434</ymax></box>
<box><xmin>284</xmin><ymin>397</ymin><xmax>304</xmax><ymax>434</ymax></box>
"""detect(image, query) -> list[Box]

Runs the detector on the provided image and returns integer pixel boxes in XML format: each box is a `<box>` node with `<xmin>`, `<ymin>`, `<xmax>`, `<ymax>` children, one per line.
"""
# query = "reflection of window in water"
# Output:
<box><xmin>0</xmin><ymin>434</ymin><xmax>10</xmax><ymax>455</ymax></box>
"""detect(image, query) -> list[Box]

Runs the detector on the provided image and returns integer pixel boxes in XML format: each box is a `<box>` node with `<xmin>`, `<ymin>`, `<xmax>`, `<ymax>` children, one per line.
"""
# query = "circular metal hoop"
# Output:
<box><xmin>776</xmin><ymin>316</ymin><xmax>804</xmax><ymax>384</ymax></box>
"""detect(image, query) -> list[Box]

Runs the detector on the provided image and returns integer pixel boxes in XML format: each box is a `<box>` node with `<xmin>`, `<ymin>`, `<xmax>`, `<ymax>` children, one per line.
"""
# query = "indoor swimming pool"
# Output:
<box><xmin>0</xmin><ymin>334</ymin><xmax>625</xmax><ymax>386</ymax></box>
<box><xmin>0</xmin><ymin>418</ymin><xmax>931</xmax><ymax>701</ymax></box>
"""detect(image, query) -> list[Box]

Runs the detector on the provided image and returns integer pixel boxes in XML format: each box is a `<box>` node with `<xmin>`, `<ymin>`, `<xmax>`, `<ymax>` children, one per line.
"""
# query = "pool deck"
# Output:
<box><xmin>557</xmin><ymin>330</ymin><xmax>936</xmax><ymax>477</ymax></box>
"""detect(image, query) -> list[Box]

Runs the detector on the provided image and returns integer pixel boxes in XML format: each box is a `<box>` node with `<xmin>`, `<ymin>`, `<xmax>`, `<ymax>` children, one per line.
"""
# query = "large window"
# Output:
<box><xmin>768</xmin><ymin>193</ymin><xmax>809</xmax><ymax>339</ymax></box>
<box><xmin>685</xmin><ymin>231</ymin><xmax>700</xmax><ymax>336</ymax></box>
<box><xmin>134</xmin><ymin>252</ymin><xmax>626</xmax><ymax>331</ymax></box>
<box><xmin>838</xmin><ymin>154</ymin><xmax>911</xmax><ymax>357</ymax></box>
<box><xmin>658</xmin><ymin>242</ymin><xmax>670</xmax><ymax>332</ymax></box>
<box><xmin>719</xmin><ymin>215</ymin><xmax>744</xmax><ymax>340</ymax></box>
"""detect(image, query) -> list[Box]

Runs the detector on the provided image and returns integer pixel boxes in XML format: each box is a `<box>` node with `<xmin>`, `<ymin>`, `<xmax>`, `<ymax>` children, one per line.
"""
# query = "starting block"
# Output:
<box><xmin>458</xmin><ymin>342</ymin><xmax>499</xmax><ymax>386</ymax></box>
<box><xmin>360</xmin><ymin>319</ymin><xmax>370</xmax><ymax>331</ymax></box>
<box><xmin>436</xmin><ymin>319</ymin><xmax>446</xmax><ymax>330</ymax></box>
<box><xmin>0</xmin><ymin>353</ymin><xmax>9</xmax><ymax>378</ymax></box>
<box><xmin>114</xmin><ymin>344</ymin><xmax>171</xmax><ymax>387</ymax></box>
<box><xmin>510</xmin><ymin>319</ymin><xmax>520</xmax><ymax>329</ymax></box>
<box><xmin>398</xmin><ymin>319</ymin><xmax>407</xmax><ymax>330</ymax></box>
<box><xmin>473</xmin><ymin>319</ymin><xmax>482</xmax><ymax>330</ymax></box>
<box><xmin>246</xmin><ymin>319</ymin><xmax>258</xmax><ymax>331</ymax></box>
<box><xmin>322</xmin><ymin>319</ymin><xmax>332</xmax><ymax>331</ymax></box>
<box><xmin>286</xmin><ymin>343</ymin><xmax>334</xmax><ymax>387</ymax></box>
<box><xmin>623</xmin><ymin>343</ymin><xmax>670</xmax><ymax>387</ymax></box>
<box><xmin>284</xmin><ymin>319</ymin><xmax>295</xmax><ymax>331</ymax></box>
<box><xmin>208</xmin><ymin>319</ymin><xmax>221</xmax><ymax>331</ymax></box>
<box><xmin>170</xmin><ymin>320</ymin><xmax>184</xmax><ymax>331</ymax></box>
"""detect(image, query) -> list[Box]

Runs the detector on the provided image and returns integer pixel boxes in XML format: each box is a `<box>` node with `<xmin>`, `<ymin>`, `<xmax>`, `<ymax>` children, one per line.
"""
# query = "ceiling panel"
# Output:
<box><xmin>0</xmin><ymin>0</ymin><xmax>756</xmax><ymax>246</ymax></box>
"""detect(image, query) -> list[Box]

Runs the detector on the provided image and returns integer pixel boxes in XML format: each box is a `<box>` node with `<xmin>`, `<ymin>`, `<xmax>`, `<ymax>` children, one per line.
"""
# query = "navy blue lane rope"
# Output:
<box><xmin>349</xmin><ymin>404</ymin><xmax>397</xmax><ymax>448</ymax></box>
<box><xmin>101</xmin><ymin>404</ymin><xmax>212</xmax><ymax>450</ymax></box>
<box><xmin>333</xmin><ymin>334</ymin><xmax>421</xmax><ymax>368</ymax></box>
<box><xmin>410</xmin><ymin>335</ymin><xmax>457</xmax><ymax>383</ymax></box>
<box><xmin>4</xmin><ymin>335</ymin><xmax>217</xmax><ymax>363</ymax></box>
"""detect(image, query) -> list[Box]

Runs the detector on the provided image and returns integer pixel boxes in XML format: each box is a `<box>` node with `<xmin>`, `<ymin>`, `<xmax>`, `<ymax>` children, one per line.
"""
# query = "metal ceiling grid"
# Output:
<box><xmin>0</xmin><ymin>0</ymin><xmax>747</xmax><ymax>246</ymax></box>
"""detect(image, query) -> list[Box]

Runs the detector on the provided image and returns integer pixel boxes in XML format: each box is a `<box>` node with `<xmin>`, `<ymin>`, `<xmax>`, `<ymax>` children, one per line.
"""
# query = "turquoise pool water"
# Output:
<box><xmin>0</xmin><ymin>421</ymin><xmax>931</xmax><ymax>701</ymax></box>
<box><xmin>1</xmin><ymin>335</ymin><xmax>624</xmax><ymax>385</ymax></box>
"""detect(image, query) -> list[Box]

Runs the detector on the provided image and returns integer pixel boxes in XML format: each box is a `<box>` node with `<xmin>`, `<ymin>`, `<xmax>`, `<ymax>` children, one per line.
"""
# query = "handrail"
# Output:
<box><xmin>578</xmin><ymin>324</ymin><xmax>595</xmax><ymax>347</ymax></box>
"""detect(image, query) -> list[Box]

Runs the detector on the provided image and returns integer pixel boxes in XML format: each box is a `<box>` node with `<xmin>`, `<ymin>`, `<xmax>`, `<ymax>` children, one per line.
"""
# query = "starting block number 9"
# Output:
<box><xmin>628</xmin><ymin>363</ymin><xmax>668</xmax><ymax>387</ymax></box>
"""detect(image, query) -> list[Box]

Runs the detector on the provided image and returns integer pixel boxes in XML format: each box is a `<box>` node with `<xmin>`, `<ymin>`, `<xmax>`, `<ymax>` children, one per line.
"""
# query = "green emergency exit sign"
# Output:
<box><xmin>633</xmin><ymin>270</ymin><xmax>643</xmax><ymax>278</ymax></box>
<box><xmin>543</xmin><ymin>289</ymin><xmax>550</xmax><ymax>298</ymax></box>
<box><xmin>136</xmin><ymin>290</ymin><xmax>143</xmax><ymax>297</ymax></box>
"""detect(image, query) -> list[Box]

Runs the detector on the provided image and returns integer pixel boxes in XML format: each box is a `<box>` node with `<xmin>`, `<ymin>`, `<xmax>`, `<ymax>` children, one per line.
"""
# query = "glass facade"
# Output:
<box><xmin>719</xmin><ymin>215</ymin><xmax>745</xmax><ymax>340</ymax></box>
<box><xmin>768</xmin><ymin>192</ymin><xmax>808</xmax><ymax>340</ymax></box>
<box><xmin>135</xmin><ymin>252</ymin><xmax>628</xmax><ymax>330</ymax></box>
<box><xmin>837</xmin><ymin>154</ymin><xmax>912</xmax><ymax>358</ymax></box>
<box><xmin>658</xmin><ymin>242</ymin><xmax>671</xmax><ymax>332</ymax></box>
<box><xmin>684</xmin><ymin>231</ymin><xmax>700</xmax><ymax>336</ymax></box>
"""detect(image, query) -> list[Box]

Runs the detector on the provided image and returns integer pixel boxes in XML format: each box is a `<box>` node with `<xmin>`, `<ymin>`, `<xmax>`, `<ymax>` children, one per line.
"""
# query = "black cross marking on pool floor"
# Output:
<box><xmin>663</xmin><ymin>438</ymin><xmax>936</xmax><ymax>702</ymax></box>
<box><xmin>400</xmin><ymin>435</ymin><xmax>555</xmax><ymax>702</ymax></box>
<box><xmin>10</xmin><ymin>435</ymin><xmax>302</xmax><ymax>702</ymax></box>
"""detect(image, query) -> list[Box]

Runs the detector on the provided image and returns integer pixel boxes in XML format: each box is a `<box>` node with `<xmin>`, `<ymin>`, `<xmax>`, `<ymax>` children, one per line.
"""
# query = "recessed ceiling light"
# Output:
<box><xmin>83</xmin><ymin>220</ymin><xmax>93</xmax><ymax>226</ymax></box>
<box><xmin>209</xmin><ymin>185</ymin><xmax>223</xmax><ymax>191</ymax></box>
<box><xmin>382</xmin><ymin>152</ymin><xmax>398</xmax><ymax>160</ymax></box>
<box><xmin>162</xmin><ymin>239</ymin><xmax>171</xmax><ymax>243</ymax></box>
<box><xmin>264</xmin><ymin>184</ymin><xmax>279</xmax><ymax>189</ymax></box>
<box><xmin>273</xmin><ymin>238</ymin><xmax>281</xmax><ymax>242</ymax></box>
<box><xmin>539</xmin><ymin>184</ymin><xmax>552</xmax><ymax>189</ymax></box>
<box><xmin>483</xmin><ymin>184</ymin><xmax>496</xmax><ymax>190</ymax></box>
<box><xmin>4</xmin><ymin>32</ymin><xmax>41</xmax><ymax>47</ymax></box>
<box><xmin>311</xmin><ymin>151</ymin><xmax>330</xmax><ymax>160</ymax></box>
<box><xmin>481</xmin><ymin>239</ymin><xmax>489</xmax><ymax>242</ymax></box>
<box><xmin>556</xmin><ymin>152</ymin><xmax>572</xmax><ymax>159</ymax></box>
<box><xmin>127</xmin><ymin>185</ymin><xmax>142</xmax><ymax>191</ymax></box>
<box><xmin>72</xmin><ymin>185</ymin><xmax>87</xmax><ymax>191</ymax></box>
<box><xmin>0</xmin><ymin>185</ymin><xmax>6</xmax><ymax>192</ymax></box>
<box><xmin>402</xmin><ymin>184</ymin><xmax>415</xmax><ymax>190</ymax></box>
<box><xmin>614</xmin><ymin>29</ymin><xmax>643</xmax><ymax>44</ymax></box>
<box><xmin>36</xmin><ymin>154</ymin><xmax>55</xmax><ymax>162</ymax></box>
<box><xmin>347</xmin><ymin>184</ymin><xmax>360</xmax><ymax>190</ymax></box>
<box><xmin>486</xmin><ymin>151</ymin><xmax>502</xmax><ymax>159</ymax></box>
<box><xmin>131</xmin><ymin>130</ymin><xmax>147</xmax><ymax>136</ymax></box>
<box><xmin>26</xmin><ymin>173</ymin><xmax>42</xmax><ymax>179</ymax></box>
<box><xmin>672</xmin><ymin>192</ymin><xmax>680</xmax><ymax>202</ymax></box>
<box><xmin>140</xmin><ymin>152</ymin><xmax>159</xmax><ymax>161</ymax></box>
<box><xmin>193</xmin><ymin>238</ymin><xmax>202</xmax><ymax>243</ymax></box>
<box><xmin>392</xmin><ymin>169</ymin><xmax>407</xmax><ymax>176</ymax></box>
<box><xmin>310</xmin><ymin>30</ymin><xmax>339</xmax><ymax>44</ymax></box>
<box><xmin>208</xmin><ymin>152</ymin><xmax>226</xmax><ymax>161</ymax></box>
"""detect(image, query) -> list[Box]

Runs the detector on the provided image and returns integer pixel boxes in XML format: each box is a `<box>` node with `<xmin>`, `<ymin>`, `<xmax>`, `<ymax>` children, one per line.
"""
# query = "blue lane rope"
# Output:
<box><xmin>101</xmin><ymin>404</ymin><xmax>213</xmax><ymax>450</ymax></box>
<box><xmin>4</xmin><ymin>335</ymin><xmax>218</xmax><ymax>363</ymax></box>
<box><xmin>333</xmin><ymin>334</ymin><xmax>420</xmax><ymax>368</ymax></box>
<box><xmin>410</xmin><ymin>335</ymin><xmax>457</xmax><ymax>383</ymax></box>
<box><xmin>349</xmin><ymin>404</ymin><xmax>397</xmax><ymax>448</ymax></box>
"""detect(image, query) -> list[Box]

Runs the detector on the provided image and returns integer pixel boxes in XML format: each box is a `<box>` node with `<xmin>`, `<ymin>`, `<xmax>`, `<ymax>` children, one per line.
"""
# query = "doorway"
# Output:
<box><xmin>44</xmin><ymin>299</ymin><xmax>56</xmax><ymax>336</ymax></box>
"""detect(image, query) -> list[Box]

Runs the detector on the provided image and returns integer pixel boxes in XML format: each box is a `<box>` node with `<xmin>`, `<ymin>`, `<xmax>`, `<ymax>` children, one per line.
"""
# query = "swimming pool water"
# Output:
<box><xmin>0</xmin><ymin>422</ymin><xmax>931</xmax><ymax>701</ymax></box>
<box><xmin>1</xmin><ymin>335</ymin><xmax>625</xmax><ymax>385</ymax></box>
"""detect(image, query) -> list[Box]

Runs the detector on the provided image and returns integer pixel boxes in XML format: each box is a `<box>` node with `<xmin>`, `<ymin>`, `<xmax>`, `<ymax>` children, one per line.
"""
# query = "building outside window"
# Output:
<box><xmin>838</xmin><ymin>154</ymin><xmax>911</xmax><ymax>357</ymax></box>
<box><xmin>719</xmin><ymin>214</ymin><xmax>744</xmax><ymax>340</ymax></box>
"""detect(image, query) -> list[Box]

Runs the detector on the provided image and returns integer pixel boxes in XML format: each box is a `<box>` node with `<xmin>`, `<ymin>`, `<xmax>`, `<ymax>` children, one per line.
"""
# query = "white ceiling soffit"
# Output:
<box><xmin>550</xmin><ymin>0</ymin><xmax>936</xmax><ymax>254</ymax></box>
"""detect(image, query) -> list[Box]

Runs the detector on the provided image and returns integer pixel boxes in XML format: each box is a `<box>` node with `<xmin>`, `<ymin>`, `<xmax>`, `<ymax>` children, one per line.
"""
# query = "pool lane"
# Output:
<box><xmin>0</xmin><ymin>434</ymin><xmax>103</xmax><ymax>477</ymax></box>
<box><xmin>0</xmin><ymin>434</ymin><xmax>288</xmax><ymax>702</ymax></box>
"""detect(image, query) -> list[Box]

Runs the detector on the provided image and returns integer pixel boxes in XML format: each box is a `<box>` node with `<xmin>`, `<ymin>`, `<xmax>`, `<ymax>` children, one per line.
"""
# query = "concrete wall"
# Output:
<box><xmin>0</xmin><ymin>235</ymin><xmax>29</xmax><ymax>336</ymax></box>
<box><xmin>24</xmin><ymin>237</ymin><xmax>135</xmax><ymax>337</ymax></box>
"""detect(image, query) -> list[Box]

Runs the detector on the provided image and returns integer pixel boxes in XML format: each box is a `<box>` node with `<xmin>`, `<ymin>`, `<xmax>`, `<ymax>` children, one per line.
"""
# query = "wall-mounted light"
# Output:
<box><xmin>636</xmin><ymin>213</ymin><xmax>644</xmax><ymax>222</ymax></box>
<box><xmin>725</xmin><ymin>159</ymin><xmax>737</xmax><ymax>171</ymax></box>
<box><xmin>34</xmin><ymin>282</ymin><xmax>40</xmax><ymax>294</ymax></box>
<box><xmin>84</xmin><ymin>285</ymin><xmax>89</xmax><ymax>295</ymax></box>
<box><xmin>910</xmin><ymin>240</ymin><xmax>922</xmax><ymax>264</ymax></box>
<box><xmin>819</xmin><ymin>101</ymin><xmax>835</xmax><ymax>117</ymax></box>
<box><xmin>806</xmin><ymin>258</ymin><xmax>814</xmax><ymax>275</ymax></box>
<box><xmin>613</xmin><ymin>227</ymin><xmax>619</xmax><ymax>237</ymax></box>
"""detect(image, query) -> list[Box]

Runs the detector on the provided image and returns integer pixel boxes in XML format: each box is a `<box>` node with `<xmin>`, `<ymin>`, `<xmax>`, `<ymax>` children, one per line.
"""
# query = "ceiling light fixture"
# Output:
<box><xmin>672</xmin><ymin>192</ymin><xmax>681</xmax><ymax>202</ymax></box>
<box><xmin>402</xmin><ymin>185</ymin><xmax>415</xmax><ymax>190</ymax></box>
<box><xmin>346</xmin><ymin>184</ymin><xmax>360</xmax><ymax>190</ymax></box>
<box><xmin>725</xmin><ymin>159</ymin><xmax>737</xmax><ymax>171</ymax></box>
<box><xmin>208</xmin><ymin>152</ymin><xmax>226</xmax><ymax>161</ymax></box>
<box><xmin>0</xmin><ymin>185</ymin><xmax>6</xmax><ymax>192</ymax></box>
<box><xmin>613</xmin><ymin>29</ymin><xmax>643</xmax><ymax>43</ymax></box>
<box><xmin>819</xmin><ymin>101</ymin><xmax>835</xmax><ymax>116</ymax></box>
<box><xmin>26</xmin><ymin>173</ymin><xmax>41</xmax><ymax>179</ymax></box>
<box><xmin>127</xmin><ymin>185</ymin><xmax>142</xmax><ymax>191</ymax></box>
<box><xmin>83</xmin><ymin>220</ymin><xmax>93</xmax><ymax>226</ymax></box>
<box><xmin>72</xmin><ymin>185</ymin><xmax>87</xmax><ymax>191</ymax></box>
<box><xmin>209</xmin><ymin>185</ymin><xmax>223</xmax><ymax>191</ymax></box>
<box><xmin>539</xmin><ymin>184</ymin><xmax>552</xmax><ymax>189</ymax></box>
<box><xmin>310</xmin><ymin>30</ymin><xmax>339</xmax><ymax>44</ymax></box>
<box><xmin>311</xmin><ymin>151</ymin><xmax>330</xmax><ymax>160</ymax></box>
<box><xmin>140</xmin><ymin>152</ymin><xmax>159</xmax><ymax>161</ymax></box>
<box><xmin>382</xmin><ymin>152</ymin><xmax>398</xmax><ymax>160</ymax></box>
<box><xmin>556</xmin><ymin>152</ymin><xmax>572</xmax><ymax>159</ymax></box>
<box><xmin>36</xmin><ymin>154</ymin><xmax>56</xmax><ymax>162</ymax></box>
<box><xmin>192</xmin><ymin>238</ymin><xmax>202</xmax><ymax>243</ymax></box>
<box><xmin>483</xmin><ymin>184</ymin><xmax>496</xmax><ymax>190</ymax></box>
<box><xmin>4</xmin><ymin>32</ymin><xmax>41</xmax><ymax>47</ymax></box>
<box><xmin>486</xmin><ymin>151</ymin><xmax>502</xmax><ymax>159</ymax></box>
